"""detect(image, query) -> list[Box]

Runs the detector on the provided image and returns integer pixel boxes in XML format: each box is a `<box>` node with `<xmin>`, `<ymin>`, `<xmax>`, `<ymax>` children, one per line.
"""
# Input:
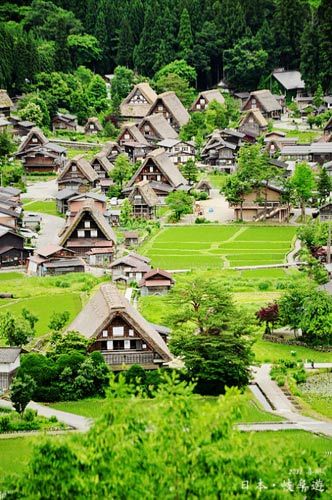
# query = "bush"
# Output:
<box><xmin>55</xmin><ymin>280</ymin><xmax>70</xmax><ymax>288</ymax></box>
<box><xmin>0</xmin><ymin>416</ymin><xmax>11</xmax><ymax>432</ymax></box>
<box><xmin>23</xmin><ymin>409</ymin><xmax>37</xmax><ymax>422</ymax></box>
<box><xmin>195</xmin><ymin>217</ymin><xmax>210</xmax><ymax>224</ymax></box>
<box><xmin>258</xmin><ymin>281</ymin><xmax>270</xmax><ymax>291</ymax></box>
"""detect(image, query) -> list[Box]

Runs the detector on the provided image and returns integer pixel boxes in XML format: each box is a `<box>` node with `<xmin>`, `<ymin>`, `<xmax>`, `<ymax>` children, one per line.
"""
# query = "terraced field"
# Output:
<box><xmin>140</xmin><ymin>225</ymin><xmax>297</xmax><ymax>269</ymax></box>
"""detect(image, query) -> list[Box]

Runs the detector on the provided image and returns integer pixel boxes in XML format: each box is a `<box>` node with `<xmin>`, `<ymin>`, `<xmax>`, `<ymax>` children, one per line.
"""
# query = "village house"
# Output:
<box><xmin>201</xmin><ymin>131</ymin><xmax>238</xmax><ymax>173</ymax></box>
<box><xmin>110</xmin><ymin>252</ymin><xmax>151</xmax><ymax>282</ymax></box>
<box><xmin>120</xmin><ymin>82</ymin><xmax>158</xmax><ymax>122</ymax></box>
<box><xmin>8</xmin><ymin>116</ymin><xmax>36</xmax><ymax>137</ymax></box>
<box><xmin>52</xmin><ymin>112</ymin><xmax>78</xmax><ymax>132</ymax></box>
<box><xmin>323</xmin><ymin>116</ymin><xmax>332</xmax><ymax>139</ymax></box>
<box><xmin>84</xmin><ymin>117</ymin><xmax>103</xmax><ymax>134</ymax></box>
<box><xmin>315</xmin><ymin>202</ymin><xmax>332</xmax><ymax>222</ymax></box>
<box><xmin>0</xmin><ymin>348</ymin><xmax>21</xmax><ymax>392</ymax></box>
<box><xmin>57</xmin><ymin>156</ymin><xmax>99</xmax><ymax>193</ymax></box>
<box><xmin>280</xmin><ymin>143</ymin><xmax>332</xmax><ymax>165</ymax></box>
<box><xmin>59</xmin><ymin>203</ymin><xmax>116</xmax><ymax>263</ymax></box>
<box><xmin>138</xmin><ymin>114</ymin><xmax>178</xmax><ymax>144</ymax></box>
<box><xmin>0</xmin><ymin>187</ymin><xmax>21</xmax><ymax>204</ymax></box>
<box><xmin>22</xmin><ymin>212</ymin><xmax>42</xmax><ymax>231</ymax></box>
<box><xmin>191</xmin><ymin>89</ymin><xmax>225</xmax><ymax>112</ymax></box>
<box><xmin>123</xmin><ymin>231</ymin><xmax>139</xmax><ymax>247</ymax></box>
<box><xmin>66</xmin><ymin>283</ymin><xmax>172</xmax><ymax>370</ymax></box>
<box><xmin>27</xmin><ymin>244</ymin><xmax>84</xmax><ymax>276</ymax></box>
<box><xmin>0</xmin><ymin>90</ymin><xmax>13</xmax><ymax>117</ymax></box>
<box><xmin>157</xmin><ymin>139</ymin><xmax>196</xmax><ymax>165</ymax></box>
<box><xmin>0</xmin><ymin>206</ymin><xmax>21</xmax><ymax>230</ymax></box>
<box><xmin>239</xmin><ymin>109</ymin><xmax>268</xmax><ymax>136</ymax></box>
<box><xmin>118</xmin><ymin>124</ymin><xmax>149</xmax><ymax>147</ymax></box>
<box><xmin>242</xmin><ymin>90</ymin><xmax>282</xmax><ymax>119</ymax></box>
<box><xmin>127</xmin><ymin>180</ymin><xmax>159</xmax><ymax>219</ymax></box>
<box><xmin>270</xmin><ymin>69</ymin><xmax>305</xmax><ymax>100</ymax></box>
<box><xmin>123</xmin><ymin>148</ymin><xmax>188</xmax><ymax>201</ymax></box>
<box><xmin>90</xmin><ymin>152</ymin><xmax>113</xmax><ymax>180</ymax></box>
<box><xmin>16</xmin><ymin>127</ymin><xmax>67</xmax><ymax>173</ymax></box>
<box><xmin>106</xmin><ymin>209</ymin><xmax>121</xmax><ymax>226</ymax></box>
<box><xmin>147</xmin><ymin>91</ymin><xmax>190</xmax><ymax>132</ymax></box>
<box><xmin>0</xmin><ymin>225</ymin><xmax>29</xmax><ymax>268</ymax></box>
<box><xmin>55</xmin><ymin>188</ymin><xmax>79</xmax><ymax>214</ymax></box>
<box><xmin>234</xmin><ymin>92</ymin><xmax>250</xmax><ymax>108</ymax></box>
<box><xmin>66</xmin><ymin>192</ymin><xmax>107</xmax><ymax>221</ymax></box>
<box><xmin>138</xmin><ymin>269</ymin><xmax>174</xmax><ymax>296</ymax></box>
<box><xmin>232</xmin><ymin>183</ymin><xmax>290</xmax><ymax>222</ymax></box>
<box><xmin>102</xmin><ymin>141</ymin><xmax>123</xmax><ymax>162</ymax></box>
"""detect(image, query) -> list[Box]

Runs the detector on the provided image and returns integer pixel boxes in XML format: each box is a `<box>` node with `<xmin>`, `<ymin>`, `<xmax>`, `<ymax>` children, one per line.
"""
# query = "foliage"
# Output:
<box><xmin>0</xmin><ymin>311</ymin><xmax>35</xmax><ymax>346</ymax></box>
<box><xmin>10</xmin><ymin>374</ymin><xmax>36</xmax><ymax>415</ymax></box>
<box><xmin>256</xmin><ymin>302</ymin><xmax>279</xmax><ymax>334</ymax></box>
<box><xmin>181</xmin><ymin>159</ymin><xmax>198</xmax><ymax>185</ymax></box>
<box><xmin>50</xmin><ymin>331</ymin><xmax>90</xmax><ymax>357</ymax></box>
<box><xmin>48</xmin><ymin>311</ymin><xmax>70</xmax><ymax>332</ymax></box>
<box><xmin>110</xmin><ymin>66</ymin><xmax>135</xmax><ymax>114</ymax></box>
<box><xmin>17</xmin><ymin>350</ymin><xmax>110</xmax><ymax>402</ymax></box>
<box><xmin>166</xmin><ymin>191</ymin><xmax>193</xmax><ymax>222</ymax></box>
<box><xmin>317</xmin><ymin>167</ymin><xmax>331</xmax><ymax>205</ymax></box>
<box><xmin>154</xmin><ymin>59</ymin><xmax>196</xmax><ymax>86</ymax></box>
<box><xmin>154</xmin><ymin>73</ymin><xmax>195</xmax><ymax>108</ymax></box>
<box><xmin>119</xmin><ymin>198</ymin><xmax>134</xmax><ymax>227</ymax></box>
<box><xmin>110</xmin><ymin>153</ymin><xmax>133</xmax><ymax>190</ymax></box>
<box><xmin>0</xmin><ymin>130</ymin><xmax>15</xmax><ymax>159</ymax></box>
<box><xmin>289</xmin><ymin>162</ymin><xmax>316</xmax><ymax>220</ymax></box>
<box><xmin>19</xmin><ymin>102</ymin><xmax>43</xmax><ymax>127</ymax></box>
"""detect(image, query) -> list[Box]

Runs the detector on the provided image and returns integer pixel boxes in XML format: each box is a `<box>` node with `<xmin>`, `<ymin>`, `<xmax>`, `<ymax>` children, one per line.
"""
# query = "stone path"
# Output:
<box><xmin>286</xmin><ymin>238</ymin><xmax>302</xmax><ymax>265</ymax></box>
<box><xmin>0</xmin><ymin>399</ymin><xmax>92</xmax><ymax>432</ymax></box>
<box><xmin>249</xmin><ymin>364</ymin><xmax>332</xmax><ymax>437</ymax></box>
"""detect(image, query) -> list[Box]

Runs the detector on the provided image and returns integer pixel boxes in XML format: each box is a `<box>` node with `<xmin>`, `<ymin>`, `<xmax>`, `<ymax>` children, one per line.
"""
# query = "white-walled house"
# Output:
<box><xmin>0</xmin><ymin>348</ymin><xmax>21</xmax><ymax>392</ymax></box>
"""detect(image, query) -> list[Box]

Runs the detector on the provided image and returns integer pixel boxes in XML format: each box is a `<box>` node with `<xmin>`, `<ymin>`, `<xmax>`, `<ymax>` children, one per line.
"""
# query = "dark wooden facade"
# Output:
<box><xmin>0</xmin><ymin>231</ymin><xmax>28</xmax><ymax>267</ymax></box>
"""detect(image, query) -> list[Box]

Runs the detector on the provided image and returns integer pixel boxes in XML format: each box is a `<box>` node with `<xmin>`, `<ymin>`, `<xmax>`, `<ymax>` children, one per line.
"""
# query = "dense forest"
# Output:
<box><xmin>0</xmin><ymin>0</ymin><xmax>331</xmax><ymax>95</ymax></box>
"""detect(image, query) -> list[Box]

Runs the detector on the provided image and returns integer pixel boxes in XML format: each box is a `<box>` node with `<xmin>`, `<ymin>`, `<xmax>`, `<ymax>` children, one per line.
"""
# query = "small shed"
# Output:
<box><xmin>139</xmin><ymin>269</ymin><xmax>174</xmax><ymax>296</ymax></box>
<box><xmin>84</xmin><ymin>117</ymin><xmax>103</xmax><ymax>135</ymax></box>
<box><xmin>123</xmin><ymin>231</ymin><xmax>139</xmax><ymax>247</ymax></box>
<box><xmin>195</xmin><ymin>179</ymin><xmax>212</xmax><ymax>196</ymax></box>
<box><xmin>0</xmin><ymin>348</ymin><xmax>21</xmax><ymax>391</ymax></box>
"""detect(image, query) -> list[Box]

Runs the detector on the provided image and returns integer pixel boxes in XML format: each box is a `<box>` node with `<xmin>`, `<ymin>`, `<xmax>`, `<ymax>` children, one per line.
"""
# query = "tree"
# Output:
<box><xmin>222</xmin><ymin>175</ymin><xmax>250</xmax><ymax>221</ymax></box>
<box><xmin>313</xmin><ymin>83</ymin><xmax>324</xmax><ymax>109</ymax></box>
<box><xmin>278</xmin><ymin>285</ymin><xmax>311</xmax><ymax>335</ymax></box>
<box><xmin>289</xmin><ymin>162</ymin><xmax>316</xmax><ymax>221</ymax></box>
<box><xmin>0</xmin><ymin>311</ymin><xmax>34</xmax><ymax>346</ymax></box>
<box><xmin>0</xmin><ymin>130</ymin><xmax>15</xmax><ymax>159</ymax></box>
<box><xmin>181</xmin><ymin>159</ymin><xmax>198</xmax><ymax>185</ymax></box>
<box><xmin>48</xmin><ymin>311</ymin><xmax>70</xmax><ymax>332</ymax></box>
<box><xmin>111</xmin><ymin>66</ymin><xmax>135</xmax><ymax>114</ymax></box>
<box><xmin>119</xmin><ymin>198</ymin><xmax>133</xmax><ymax>227</ymax></box>
<box><xmin>154</xmin><ymin>59</ymin><xmax>196</xmax><ymax>87</ymax></box>
<box><xmin>256</xmin><ymin>303</ymin><xmax>279</xmax><ymax>334</ymax></box>
<box><xmin>317</xmin><ymin>0</ymin><xmax>332</xmax><ymax>92</ymax></box>
<box><xmin>50</xmin><ymin>331</ymin><xmax>90</xmax><ymax>356</ymax></box>
<box><xmin>165</xmin><ymin>191</ymin><xmax>193</xmax><ymax>222</ymax></box>
<box><xmin>19</xmin><ymin>102</ymin><xmax>43</xmax><ymax>127</ymax></box>
<box><xmin>115</xmin><ymin>17</ymin><xmax>135</xmax><ymax>67</ymax></box>
<box><xmin>21</xmin><ymin>308</ymin><xmax>39</xmax><ymax>331</ymax></box>
<box><xmin>167</xmin><ymin>276</ymin><xmax>253</xmax><ymax>394</ymax></box>
<box><xmin>110</xmin><ymin>154</ymin><xmax>133</xmax><ymax>190</ymax></box>
<box><xmin>67</xmin><ymin>34</ymin><xmax>101</xmax><ymax>68</ymax></box>
<box><xmin>317</xmin><ymin>167</ymin><xmax>331</xmax><ymax>205</ymax></box>
<box><xmin>87</xmin><ymin>74</ymin><xmax>107</xmax><ymax>112</ymax></box>
<box><xmin>154</xmin><ymin>73</ymin><xmax>195</xmax><ymax>108</ymax></box>
<box><xmin>10</xmin><ymin>374</ymin><xmax>36</xmax><ymax>415</ymax></box>
<box><xmin>4</xmin><ymin>376</ymin><xmax>331</xmax><ymax>497</ymax></box>
<box><xmin>177</xmin><ymin>8</ymin><xmax>193</xmax><ymax>62</ymax></box>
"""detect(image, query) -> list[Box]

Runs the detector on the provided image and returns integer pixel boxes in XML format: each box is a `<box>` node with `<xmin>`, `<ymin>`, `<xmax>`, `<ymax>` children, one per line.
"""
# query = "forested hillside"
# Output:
<box><xmin>0</xmin><ymin>0</ymin><xmax>331</xmax><ymax>94</ymax></box>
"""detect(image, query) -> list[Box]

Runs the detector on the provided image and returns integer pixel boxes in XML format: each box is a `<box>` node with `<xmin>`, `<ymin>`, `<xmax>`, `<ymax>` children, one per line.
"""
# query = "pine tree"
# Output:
<box><xmin>94</xmin><ymin>0</ymin><xmax>110</xmax><ymax>73</ymax></box>
<box><xmin>318</xmin><ymin>167</ymin><xmax>331</xmax><ymax>205</ymax></box>
<box><xmin>313</xmin><ymin>83</ymin><xmax>324</xmax><ymax>108</ymax></box>
<box><xmin>134</xmin><ymin>1</ymin><xmax>158</xmax><ymax>76</ymax></box>
<box><xmin>300</xmin><ymin>15</ymin><xmax>320</xmax><ymax>93</ymax></box>
<box><xmin>317</xmin><ymin>0</ymin><xmax>332</xmax><ymax>92</ymax></box>
<box><xmin>116</xmin><ymin>18</ymin><xmax>135</xmax><ymax>67</ymax></box>
<box><xmin>177</xmin><ymin>8</ymin><xmax>194</xmax><ymax>62</ymax></box>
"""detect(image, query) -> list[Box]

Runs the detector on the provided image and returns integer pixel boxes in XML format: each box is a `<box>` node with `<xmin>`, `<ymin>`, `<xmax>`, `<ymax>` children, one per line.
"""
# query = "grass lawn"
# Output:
<box><xmin>275</xmin><ymin>128</ymin><xmax>322</xmax><ymax>143</ymax></box>
<box><xmin>0</xmin><ymin>272</ymin><xmax>107</xmax><ymax>337</ymax></box>
<box><xmin>0</xmin><ymin>272</ymin><xmax>24</xmax><ymax>281</ymax></box>
<box><xmin>253</xmin><ymin>338</ymin><xmax>332</xmax><ymax>363</ymax></box>
<box><xmin>207</xmin><ymin>172</ymin><xmax>227</xmax><ymax>190</ymax></box>
<box><xmin>140</xmin><ymin>225</ymin><xmax>296</xmax><ymax>270</ymax></box>
<box><xmin>249</xmin><ymin>430</ymin><xmax>332</xmax><ymax>455</ymax></box>
<box><xmin>22</xmin><ymin>199</ymin><xmax>59</xmax><ymax>217</ymax></box>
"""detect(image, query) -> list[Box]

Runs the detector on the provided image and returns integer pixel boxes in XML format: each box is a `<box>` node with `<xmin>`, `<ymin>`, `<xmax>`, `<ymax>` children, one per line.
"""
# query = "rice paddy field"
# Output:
<box><xmin>140</xmin><ymin>225</ymin><xmax>297</xmax><ymax>269</ymax></box>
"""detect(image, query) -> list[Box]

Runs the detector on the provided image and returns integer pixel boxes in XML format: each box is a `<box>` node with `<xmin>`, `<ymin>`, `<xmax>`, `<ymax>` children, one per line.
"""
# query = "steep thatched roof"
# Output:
<box><xmin>148</xmin><ymin>92</ymin><xmax>190</xmax><ymax>127</ymax></box>
<box><xmin>118</xmin><ymin>124</ymin><xmax>149</xmax><ymax>145</ymax></box>
<box><xmin>0</xmin><ymin>90</ymin><xmax>13</xmax><ymax>109</ymax></box>
<box><xmin>84</xmin><ymin>117</ymin><xmax>103</xmax><ymax>131</ymax></box>
<box><xmin>128</xmin><ymin>180</ymin><xmax>159</xmax><ymax>207</ymax></box>
<box><xmin>244</xmin><ymin>90</ymin><xmax>282</xmax><ymax>113</ymax></box>
<box><xmin>191</xmin><ymin>89</ymin><xmax>225</xmax><ymax>110</ymax></box>
<box><xmin>91</xmin><ymin>152</ymin><xmax>114</xmax><ymax>174</ymax></box>
<box><xmin>120</xmin><ymin>82</ymin><xmax>158</xmax><ymax>119</ymax></box>
<box><xmin>66</xmin><ymin>283</ymin><xmax>172</xmax><ymax>362</ymax></box>
<box><xmin>18</xmin><ymin>127</ymin><xmax>48</xmax><ymax>153</ymax></box>
<box><xmin>127</xmin><ymin>148</ymin><xmax>187</xmax><ymax>189</ymax></box>
<box><xmin>239</xmin><ymin>108</ymin><xmax>268</xmax><ymax>128</ymax></box>
<box><xmin>139</xmin><ymin>113</ymin><xmax>178</xmax><ymax>140</ymax></box>
<box><xmin>59</xmin><ymin>203</ymin><xmax>116</xmax><ymax>246</ymax></box>
<box><xmin>58</xmin><ymin>155</ymin><xmax>99</xmax><ymax>183</ymax></box>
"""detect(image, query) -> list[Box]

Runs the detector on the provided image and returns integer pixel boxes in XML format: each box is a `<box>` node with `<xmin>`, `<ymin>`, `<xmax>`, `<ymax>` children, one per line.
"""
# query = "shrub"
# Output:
<box><xmin>0</xmin><ymin>416</ymin><xmax>11</xmax><ymax>432</ymax></box>
<box><xmin>258</xmin><ymin>281</ymin><xmax>270</xmax><ymax>291</ymax></box>
<box><xmin>23</xmin><ymin>409</ymin><xmax>37</xmax><ymax>422</ymax></box>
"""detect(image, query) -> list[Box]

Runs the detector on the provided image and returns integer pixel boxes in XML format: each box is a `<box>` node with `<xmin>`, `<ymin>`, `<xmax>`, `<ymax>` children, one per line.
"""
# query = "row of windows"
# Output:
<box><xmin>77</xmin><ymin>229</ymin><xmax>98</xmax><ymax>238</ymax></box>
<box><xmin>104</xmin><ymin>340</ymin><xmax>147</xmax><ymax>350</ymax></box>
<box><xmin>102</xmin><ymin>326</ymin><xmax>135</xmax><ymax>337</ymax></box>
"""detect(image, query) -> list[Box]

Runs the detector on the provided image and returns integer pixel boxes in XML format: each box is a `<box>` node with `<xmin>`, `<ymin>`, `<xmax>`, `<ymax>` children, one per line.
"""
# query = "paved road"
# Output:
<box><xmin>22</xmin><ymin>179</ymin><xmax>58</xmax><ymax>200</ymax></box>
<box><xmin>0</xmin><ymin>399</ymin><xmax>92</xmax><ymax>432</ymax></box>
<box><xmin>34</xmin><ymin>212</ymin><xmax>65</xmax><ymax>247</ymax></box>
<box><xmin>251</xmin><ymin>364</ymin><xmax>332</xmax><ymax>437</ymax></box>
<box><xmin>198</xmin><ymin>189</ymin><xmax>234</xmax><ymax>223</ymax></box>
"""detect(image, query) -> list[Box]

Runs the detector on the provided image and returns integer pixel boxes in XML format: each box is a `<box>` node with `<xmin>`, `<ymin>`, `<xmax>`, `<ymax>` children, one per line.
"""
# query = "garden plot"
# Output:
<box><xmin>141</xmin><ymin>225</ymin><xmax>296</xmax><ymax>270</ymax></box>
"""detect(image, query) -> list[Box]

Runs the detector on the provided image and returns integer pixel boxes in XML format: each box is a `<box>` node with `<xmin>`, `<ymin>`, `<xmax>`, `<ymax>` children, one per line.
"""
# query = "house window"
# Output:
<box><xmin>72</xmin><ymin>165</ymin><xmax>77</xmax><ymax>172</ymax></box>
<box><xmin>124</xmin><ymin>133</ymin><xmax>130</xmax><ymax>140</ymax></box>
<box><xmin>143</xmin><ymin>175</ymin><xmax>147</xmax><ymax>180</ymax></box>
<box><xmin>77</xmin><ymin>230</ymin><xmax>85</xmax><ymax>237</ymax></box>
<box><xmin>142</xmin><ymin>343</ymin><xmax>147</xmax><ymax>349</ymax></box>
<box><xmin>90</xmin><ymin>229</ymin><xmax>98</xmax><ymax>237</ymax></box>
<box><xmin>113</xmin><ymin>326</ymin><xmax>124</xmax><ymax>336</ymax></box>
<box><xmin>90</xmin><ymin>124</ymin><xmax>94</xmax><ymax>129</ymax></box>
<box><xmin>102</xmin><ymin>330</ymin><xmax>108</xmax><ymax>337</ymax></box>
<box><xmin>84</xmin><ymin>221</ymin><xmax>90</xmax><ymax>228</ymax></box>
<box><xmin>124</xmin><ymin>340</ymin><xmax>131</xmax><ymax>349</ymax></box>
<box><xmin>32</xmin><ymin>137</ymin><xmax>38</xmax><ymax>143</ymax></box>
<box><xmin>158</xmin><ymin>105</ymin><xmax>163</xmax><ymax>111</ymax></box>
<box><xmin>129</xmin><ymin>329</ymin><xmax>134</xmax><ymax>337</ymax></box>
<box><xmin>196</xmin><ymin>104</ymin><xmax>201</xmax><ymax>110</ymax></box>
<box><xmin>251</xmin><ymin>98</ymin><xmax>257</xmax><ymax>109</ymax></box>
<box><xmin>107</xmin><ymin>340</ymin><xmax>113</xmax><ymax>350</ymax></box>
<box><xmin>149</xmin><ymin>166</ymin><xmax>154</xmax><ymax>173</ymax></box>
<box><xmin>157</xmin><ymin>175</ymin><xmax>161</xmax><ymax>181</ymax></box>
<box><xmin>144</xmin><ymin>125</ymin><xmax>150</xmax><ymax>132</ymax></box>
